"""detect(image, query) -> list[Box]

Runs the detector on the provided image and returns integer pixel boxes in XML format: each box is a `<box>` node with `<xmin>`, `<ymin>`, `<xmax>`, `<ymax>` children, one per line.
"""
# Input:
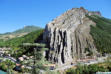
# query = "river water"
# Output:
<box><xmin>0</xmin><ymin>70</ymin><xmax>6</xmax><ymax>74</ymax></box>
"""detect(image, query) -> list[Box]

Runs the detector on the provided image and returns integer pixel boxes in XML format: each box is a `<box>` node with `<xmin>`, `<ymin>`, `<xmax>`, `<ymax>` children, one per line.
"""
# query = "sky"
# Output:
<box><xmin>0</xmin><ymin>0</ymin><xmax>111</xmax><ymax>33</ymax></box>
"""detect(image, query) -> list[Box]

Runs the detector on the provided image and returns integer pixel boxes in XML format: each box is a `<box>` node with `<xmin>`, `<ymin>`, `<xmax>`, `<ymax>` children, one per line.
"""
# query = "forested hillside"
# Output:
<box><xmin>0</xmin><ymin>29</ymin><xmax>44</xmax><ymax>57</ymax></box>
<box><xmin>88</xmin><ymin>15</ymin><xmax>111</xmax><ymax>54</ymax></box>
<box><xmin>0</xmin><ymin>29</ymin><xmax>43</xmax><ymax>47</ymax></box>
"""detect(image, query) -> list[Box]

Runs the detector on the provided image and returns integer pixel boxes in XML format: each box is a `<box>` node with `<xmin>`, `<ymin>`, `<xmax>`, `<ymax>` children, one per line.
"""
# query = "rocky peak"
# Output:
<box><xmin>44</xmin><ymin>7</ymin><xmax>99</xmax><ymax>66</ymax></box>
<box><xmin>88</xmin><ymin>11</ymin><xmax>101</xmax><ymax>16</ymax></box>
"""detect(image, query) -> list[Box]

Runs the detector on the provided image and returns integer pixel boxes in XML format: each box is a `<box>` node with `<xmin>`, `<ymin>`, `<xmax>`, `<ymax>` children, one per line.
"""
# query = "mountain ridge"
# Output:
<box><xmin>0</xmin><ymin>25</ymin><xmax>41</xmax><ymax>35</ymax></box>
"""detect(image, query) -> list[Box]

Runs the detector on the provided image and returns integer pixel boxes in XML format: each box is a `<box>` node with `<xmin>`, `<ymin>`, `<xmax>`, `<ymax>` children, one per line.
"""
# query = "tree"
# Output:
<box><xmin>7</xmin><ymin>60</ymin><xmax>15</xmax><ymax>74</ymax></box>
<box><xmin>22</xmin><ymin>43</ymin><xmax>48</xmax><ymax>74</ymax></box>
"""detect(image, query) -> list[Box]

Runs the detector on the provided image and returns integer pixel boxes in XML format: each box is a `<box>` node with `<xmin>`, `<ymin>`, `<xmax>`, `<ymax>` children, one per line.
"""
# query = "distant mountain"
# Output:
<box><xmin>12</xmin><ymin>25</ymin><xmax>41</xmax><ymax>34</ymax></box>
<box><xmin>0</xmin><ymin>25</ymin><xmax>42</xmax><ymax>40</ymax></box>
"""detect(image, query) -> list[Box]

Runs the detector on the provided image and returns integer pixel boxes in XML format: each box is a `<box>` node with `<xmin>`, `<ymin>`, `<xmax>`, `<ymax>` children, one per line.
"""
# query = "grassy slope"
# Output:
<box><xmin>87</xmin><ymin>15</ymin><xmax>111</xmax><ymax>54</ymax></box>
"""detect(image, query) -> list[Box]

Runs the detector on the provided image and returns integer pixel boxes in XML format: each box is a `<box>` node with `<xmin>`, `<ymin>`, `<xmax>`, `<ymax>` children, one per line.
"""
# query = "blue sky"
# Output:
<box><xmin>0</xmin><ymin>0</ymin><xmax>111</xmax><ymax>33</ymax></box>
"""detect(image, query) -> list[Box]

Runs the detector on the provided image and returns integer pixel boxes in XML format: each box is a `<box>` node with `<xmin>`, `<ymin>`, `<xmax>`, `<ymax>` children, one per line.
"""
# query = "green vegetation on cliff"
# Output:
<box><xmin>87</xmin><ymin>15</ymin><xmax>111</xmax><ymax>54</ymax></box>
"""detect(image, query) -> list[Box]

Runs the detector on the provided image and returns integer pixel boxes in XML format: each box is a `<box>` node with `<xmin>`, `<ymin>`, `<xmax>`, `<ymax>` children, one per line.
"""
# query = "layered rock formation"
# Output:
<box><xmin>43</xmin><ymin>7</ymin><xmax>101</xmax><ymax>65</ymax></box>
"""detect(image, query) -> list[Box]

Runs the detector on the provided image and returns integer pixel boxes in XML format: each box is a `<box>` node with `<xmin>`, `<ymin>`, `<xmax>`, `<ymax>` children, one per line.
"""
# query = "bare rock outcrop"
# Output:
<box><xmin>43</xmin><ymin>7</ymin><xmax>101</xmax><ymax>66</ymax></box>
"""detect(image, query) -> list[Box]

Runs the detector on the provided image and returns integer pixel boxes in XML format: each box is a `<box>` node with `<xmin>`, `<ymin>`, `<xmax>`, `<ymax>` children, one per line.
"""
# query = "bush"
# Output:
<box><xmin>0</xmin><ymin>60</ymin><xmax>15</xmax><ymax>71</ymax></box>
<box><xmin>66</xmin><ymin>68</ymin><xmax>75</xmax><ymax>74</ymax></box>
<box><xmin>45</xmin><ymin>70</ymin><xmax>60</xmax><ymax>74</ymax></box>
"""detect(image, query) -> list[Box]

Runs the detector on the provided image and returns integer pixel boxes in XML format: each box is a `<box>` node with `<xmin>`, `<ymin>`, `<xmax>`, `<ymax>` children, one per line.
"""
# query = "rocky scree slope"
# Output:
<box><xmin>43</xmin><ymin>7</ymin><xmax>101</xmax><ymax>65</ymax></box>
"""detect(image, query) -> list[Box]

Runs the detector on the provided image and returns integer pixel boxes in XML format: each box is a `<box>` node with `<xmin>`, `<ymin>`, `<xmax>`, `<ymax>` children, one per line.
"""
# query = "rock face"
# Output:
<box><xmin>43</xmin><ymin>7</ymin><xmax>101</xmax><ymax>65</ymax></box>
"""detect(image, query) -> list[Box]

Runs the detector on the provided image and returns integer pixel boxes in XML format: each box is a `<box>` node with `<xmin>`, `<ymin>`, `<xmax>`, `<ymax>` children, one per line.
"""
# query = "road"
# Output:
<box><xmin>55</xmin><ymin>64</ymin><xmax>76</xmax><ymax>71</ymax></box>
<box><xmin>55</xmin><ymin>56</ymin><xmax>108</xmax><ymax>71</ymax></box>
<box><xmin>4</xmin><ymin>56</ymin><xmax>17</xmax><ymax>62</ymax></box>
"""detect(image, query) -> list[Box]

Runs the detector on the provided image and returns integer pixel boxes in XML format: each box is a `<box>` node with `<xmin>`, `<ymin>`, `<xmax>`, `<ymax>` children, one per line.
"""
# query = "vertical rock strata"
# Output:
<box><xmin>43</xmin><ymin>7</ymin><xmax>101</xmax><ymax>65</ymax></box>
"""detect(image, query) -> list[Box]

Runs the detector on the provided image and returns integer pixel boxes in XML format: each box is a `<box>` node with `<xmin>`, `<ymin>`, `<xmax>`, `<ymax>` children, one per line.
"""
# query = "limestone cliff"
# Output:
<box><xmin>43</xmin><ymin>7</ymin><xmax>101</xmax><ymax>65</ymax></box>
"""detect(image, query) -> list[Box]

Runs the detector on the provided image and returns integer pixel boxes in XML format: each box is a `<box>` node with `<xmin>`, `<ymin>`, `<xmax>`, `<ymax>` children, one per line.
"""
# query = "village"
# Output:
<box><xmin>0</xmin><ymin>47</ymin><xmax>110</xmax><ymax>73</ymax></box>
